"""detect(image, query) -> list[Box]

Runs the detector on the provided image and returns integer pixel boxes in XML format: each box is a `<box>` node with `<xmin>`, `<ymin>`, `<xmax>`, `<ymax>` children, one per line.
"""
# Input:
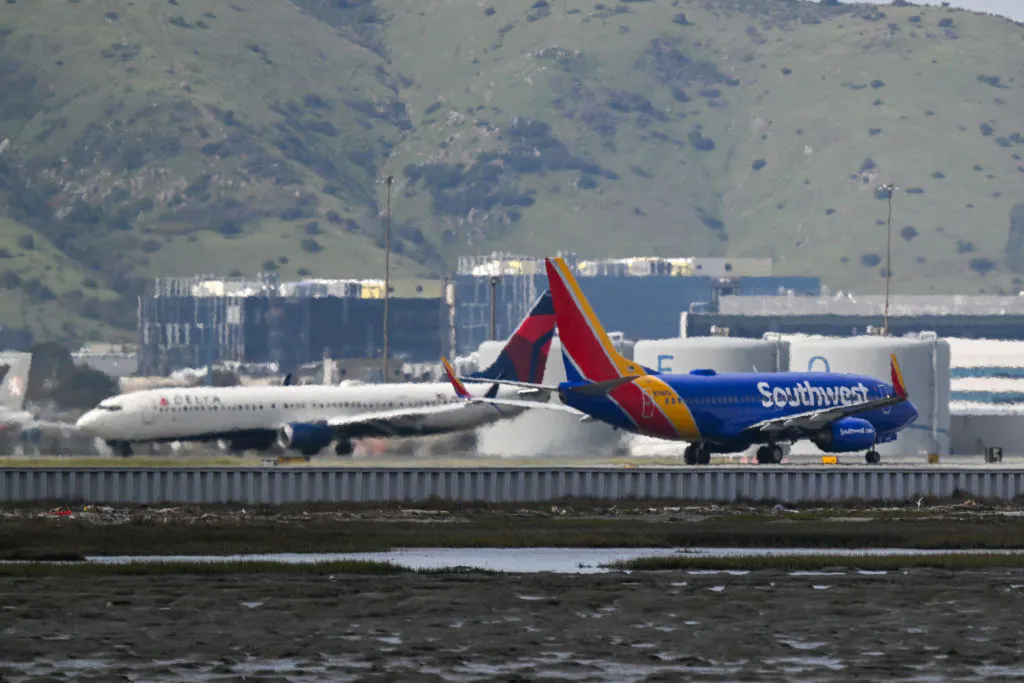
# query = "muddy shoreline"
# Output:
<box><xmin>3</xmin><ymin>570</ymin><xmax>1023</xmax><ymax>682</ymax></box>
<box><xmin>4</xmin><ymin>500</ymin><xmax>1024</xmax><ymax>559</ymax></box>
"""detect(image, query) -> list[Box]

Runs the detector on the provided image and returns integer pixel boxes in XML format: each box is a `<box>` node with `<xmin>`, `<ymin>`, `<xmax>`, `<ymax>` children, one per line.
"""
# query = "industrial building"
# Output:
<box><xmin>135</xmin><ymin>255</ymin><xmax>821</xmax><ymax>376</ymax></box>
<box><xmin>683</xmin><ymin>294</ymin><xmax>1024</xmax><ymax>339</ymax></box>
<box><xmin>136</xmin><ymin>274</ymin><xmax>446</xmax><ymax>376</ymax></box>
<box><xmin>452</xmin><ymin>253</ymin><xmax>821</xmax><ymax>355</ymax></box>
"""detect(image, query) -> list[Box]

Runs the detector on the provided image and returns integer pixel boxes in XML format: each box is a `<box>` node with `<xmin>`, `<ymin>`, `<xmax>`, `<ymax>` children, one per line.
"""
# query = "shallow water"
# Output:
<box><xmin>84</xmin><ymin>546</ymin><xmax>1024</xmax><ymax>573</ymax></box>
<box><xmin>3</xmin><ymin>570</ymin><xmax>1024</xmax><ymax>683</ymax></box>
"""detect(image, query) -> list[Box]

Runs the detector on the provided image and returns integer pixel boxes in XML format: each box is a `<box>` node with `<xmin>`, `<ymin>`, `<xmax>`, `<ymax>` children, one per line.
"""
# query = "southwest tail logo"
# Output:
<box><xmin>544</xmin><ymin>258</ymin><xmax>645</xmax><ymax>384</ymax></box>
<box><xmin>471</xmin><ymin>290</ymin><xmax>555</xmax><ymax>384</ymax></box>
<box><xmin>890</xmin><ymin>354</ymin><xmax>908</xmax><ymax>399</ymax></box>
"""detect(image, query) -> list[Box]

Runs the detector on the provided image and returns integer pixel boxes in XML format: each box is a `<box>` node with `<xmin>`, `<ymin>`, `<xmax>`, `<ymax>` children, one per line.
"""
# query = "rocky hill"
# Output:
<box><xmin>0</xmin><ymin>0</ymin><xmax>1022</xmax><ymax>343</ymax></box>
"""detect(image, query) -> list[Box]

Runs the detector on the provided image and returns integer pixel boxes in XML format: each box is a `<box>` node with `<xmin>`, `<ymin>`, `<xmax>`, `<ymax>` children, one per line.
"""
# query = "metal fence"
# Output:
<box><xmin>4</xmin><ymin>467</ymin><xmax>1024</xmax><ymax>504</ymax></box>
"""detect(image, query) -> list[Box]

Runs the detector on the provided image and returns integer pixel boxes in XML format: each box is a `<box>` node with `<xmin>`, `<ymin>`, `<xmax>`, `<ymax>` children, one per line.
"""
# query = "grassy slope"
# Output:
<box><xmin>385</xmin><ymin>0</ymin><xmax>1024</xmax><ymax>294</ymax></box>
<box><xmin>1</xmin><ymin>0</ymin><xmax>1023</xmax><ymax>344</ymax></box>
<box><xmin>0</xmin><ymin>0</ymin><xmax>431</xmax><ymax>343</ymax></box>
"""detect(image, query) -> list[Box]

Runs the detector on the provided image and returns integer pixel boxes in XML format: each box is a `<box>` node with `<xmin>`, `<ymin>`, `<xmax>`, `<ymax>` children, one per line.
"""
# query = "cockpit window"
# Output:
<box><xmin>97</xmin><ymin>403</ymin><xmax>123</xmax><ymax>412</ymax></box>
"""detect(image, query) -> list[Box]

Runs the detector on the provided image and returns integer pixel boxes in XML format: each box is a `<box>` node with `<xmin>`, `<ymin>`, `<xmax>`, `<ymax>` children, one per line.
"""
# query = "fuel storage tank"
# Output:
<box><xmin>473</xmin><ymin>337</ymin><xmax>628</xmax><ymax>457</ymax></box>
<box><xmin>787</xmin><ymin>334</ymin><xmax>951</xmax><ymax>458</ymax></box>
<box><xmin>633</xmin><ymin>337</ymin><xmax>790</xmax><ymax>374</ymax></box>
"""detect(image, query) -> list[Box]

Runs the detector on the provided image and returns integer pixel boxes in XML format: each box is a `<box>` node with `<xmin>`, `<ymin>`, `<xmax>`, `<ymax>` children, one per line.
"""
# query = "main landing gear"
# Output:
<box><xmin>684</xmin><ymin>443</ymin><xmax>711</xmax><ymax>465</ymax></box>
<box><xmin>756</xmin><ymin>444</ymin><xmax>784</xmax><ymax>465</ymax></box>
<box><xmin>334</xmin><ymin>439</ymin><xmax>354</xmax><ymax>457</ymax></box>
<box><xmin>107</xmin><ymin>440</ymin><xmax>133</xmax><ymax>458</ymax></box>
<box><xmin>865</xmin><ymin>450</ymin><xmax>881</xmax><ymax>465</ymax></box>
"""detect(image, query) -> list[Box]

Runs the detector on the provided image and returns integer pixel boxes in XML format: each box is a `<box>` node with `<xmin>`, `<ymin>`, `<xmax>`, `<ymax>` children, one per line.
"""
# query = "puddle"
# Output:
<box><xmin>76</xmin><ymin>546</ymin><xmax>1024</xmax><ymax>574</ymax></box>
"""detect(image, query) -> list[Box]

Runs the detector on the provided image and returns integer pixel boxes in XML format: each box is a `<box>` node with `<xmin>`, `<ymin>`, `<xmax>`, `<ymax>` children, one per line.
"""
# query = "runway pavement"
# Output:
<box><xmin>0</xmin><ymin>452</ymin><xmax>1018</xmax><ymax>469</ymax></box>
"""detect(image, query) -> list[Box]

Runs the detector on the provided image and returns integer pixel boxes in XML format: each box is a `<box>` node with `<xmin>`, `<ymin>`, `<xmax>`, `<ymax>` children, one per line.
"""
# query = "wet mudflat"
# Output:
<box><xmin>7</xmin><ymin>500</ymin><xmax>1024</xmax><ymax>560</ymax></box>
<box><xmin>3</xmin><ymin>570</ymin><xmax>1024</xmax><ymax>682</ymax></box>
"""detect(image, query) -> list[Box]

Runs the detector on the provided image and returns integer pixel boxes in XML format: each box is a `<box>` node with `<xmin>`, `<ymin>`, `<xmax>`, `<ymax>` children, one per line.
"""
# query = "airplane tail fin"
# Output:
<box><xmin>441</xmin><ymin>357</ymin><xmax>471</xmax><ymax>398</ymax></box>
<box><xmin>890</xmin><ymin>354</ymin><xmax>908</xmax><ymax>399</ymax></box>
<box><xmin>0</xmin><ymin>353</ymin><xmax>31</xmax><ymax>411</ymax></box>
<box><xmin>443</xmin><ymin>357</ymin><xmax>501</xmax><ymax>400</ymax></box>
<box><xmin>470</xmin><ymin>290</ymin><xmax>555</xmax><ymax>385</ymax></box>
<box><xmin>544</xmin><ymin>258</ymin><xmax>646</xmax><ymax>384</ymax></box>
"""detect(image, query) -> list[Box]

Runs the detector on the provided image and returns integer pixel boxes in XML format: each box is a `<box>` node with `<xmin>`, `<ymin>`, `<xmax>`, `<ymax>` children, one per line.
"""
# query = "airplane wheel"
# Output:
<box><xmin>335</xmin><ymin>440</ymin><xmax>354</xmax><ymax>457</ymax></box>
<box><xmin>865</xmin><ymin>450</ymin><xmax>881</xmax><ymax>465</ymax></box>
<box><xmin>757</xmin><ymin>445</ymin><xmax>784</xmax><ymax>464</ymax></box>
<box><xmin>683</xmin><ymin>444</ymin><xmax>698</xmax><ymax>465</ymax></box>
<box><xmin>697</xmin><ymin>445</ymin><xmax>711</xmax><ymax>465</ymax></box>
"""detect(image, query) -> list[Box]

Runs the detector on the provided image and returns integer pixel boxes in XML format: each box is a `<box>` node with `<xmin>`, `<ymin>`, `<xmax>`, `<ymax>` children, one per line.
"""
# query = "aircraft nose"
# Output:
<box><xmin>75</xmin><ymin>410</ymin><xmax>100</xmax><ymax>433</ymax></box>
<box><xmin>906</xmin><ymin>401</ymin><xmax>920</xmax><ymax>425</ymax></box>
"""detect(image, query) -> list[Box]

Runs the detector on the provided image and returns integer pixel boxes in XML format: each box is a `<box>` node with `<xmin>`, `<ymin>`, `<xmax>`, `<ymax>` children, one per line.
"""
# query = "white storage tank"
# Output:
<box><xmin>787</xmin><ymin>334</ymin><xmax>951</xmax><ymax>458</ymax></box>
<box><xmin>633</xmin><ymin>337</ymin><xmax>790</xmax><ymax>374</ymax></box>
<box><xmin>473</xmin><ymin>337</ymin><xmax>628</xmax><ymax>457</ymax></box>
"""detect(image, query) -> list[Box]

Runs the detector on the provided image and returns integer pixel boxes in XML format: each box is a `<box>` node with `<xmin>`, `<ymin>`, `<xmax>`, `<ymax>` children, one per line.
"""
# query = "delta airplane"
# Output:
<box><xmin>451</xmin><ymin>257</ymin><xmax>919</xmax><ymax>465</ymax></box>
<box><xmin>75</xmin><ymin>291</ymin><xmax>556</xmax><ymax>458</ymax></box>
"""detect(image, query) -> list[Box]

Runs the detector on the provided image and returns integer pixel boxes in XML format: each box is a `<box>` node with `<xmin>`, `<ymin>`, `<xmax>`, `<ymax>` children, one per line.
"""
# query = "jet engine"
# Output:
<box><xmin>812</xmin><ymin>417</ymin><xmax>877</xmax><ymax>453</ymax></box>
<box><xmin>277</xmin><ymin>423</ymin><xmax>334</xmax><ymax>456</ymax></box>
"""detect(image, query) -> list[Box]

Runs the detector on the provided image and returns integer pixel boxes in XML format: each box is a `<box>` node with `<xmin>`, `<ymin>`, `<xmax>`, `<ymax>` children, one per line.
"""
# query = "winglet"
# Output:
<box><xmin>890</xmin><ymin>354</ymin><xmax>908</xmax><ymax>399</ymax></box>
<box><xmin>441</xmin><ymin>357</ymin><xmax>471</xmax><ymax>399</ymax></box>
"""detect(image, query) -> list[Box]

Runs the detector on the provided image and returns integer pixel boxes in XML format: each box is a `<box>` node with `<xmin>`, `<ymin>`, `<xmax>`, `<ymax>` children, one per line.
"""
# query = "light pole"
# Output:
<box><xmin>878</xmin><ymin>183</ymin><xmax>898</xmax><ymax>337</ymax></box>
<box><xmin>382</xmin><ymin>175</ymin><xmax>394</xmax><ymax>383</ymax></box>
<box><xmin>489</xmin><ymin>276</ymin><xmax>501</xmax><ymax>341</ymax></box>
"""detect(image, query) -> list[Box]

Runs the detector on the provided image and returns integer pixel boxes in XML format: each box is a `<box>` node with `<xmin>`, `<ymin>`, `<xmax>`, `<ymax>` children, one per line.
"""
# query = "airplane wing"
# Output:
<box><xmin>322</xmin><ymin>402</ymin><xmax>497</xmax><ymax>439</ymax></box>
<box><xmin>323</xmin><ymin>393</ymin><xmax>555</xmax><ymax>439</ymax></box>
<box><xmin>743</xmin><ymin>354</ymin><xmax>909</xmax><ymax>435</ymax></box>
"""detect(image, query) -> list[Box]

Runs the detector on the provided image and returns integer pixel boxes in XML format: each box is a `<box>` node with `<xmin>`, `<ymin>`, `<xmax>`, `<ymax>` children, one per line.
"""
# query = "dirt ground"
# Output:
<box><xmin>5</xmin><ymin>499</ymin><xmax>1024</xmax><ymax>560</ymax></box>
<box><xmin>2</xmin><ymin>570</ymin><xmax>1023</xmax><ymax>682</ymax></box>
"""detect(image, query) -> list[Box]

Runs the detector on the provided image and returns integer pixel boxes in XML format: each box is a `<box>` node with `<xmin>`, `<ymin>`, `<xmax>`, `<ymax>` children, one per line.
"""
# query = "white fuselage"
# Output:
<box><xmin>75</xmin><ymin>382</ymin><xmax>532</xmax><ymax>444</ymax></box>
<box><xmin>0</xmin><ymin>409</ymin><xmax>36</xmax><ymax>427</ymax></box>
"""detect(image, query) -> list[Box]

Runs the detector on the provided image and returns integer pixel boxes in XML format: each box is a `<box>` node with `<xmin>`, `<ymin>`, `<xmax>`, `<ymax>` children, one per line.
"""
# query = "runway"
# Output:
<box><xmin>0</xmin><ymin>451</ymin><xmax>1017</xmax><ymax>469</ymax></box>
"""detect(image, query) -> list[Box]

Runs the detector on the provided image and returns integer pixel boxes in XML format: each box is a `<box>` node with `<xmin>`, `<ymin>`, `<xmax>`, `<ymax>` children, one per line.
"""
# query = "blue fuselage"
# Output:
<box><xmin>560</xmin><ymin>370</ymin><xmax>920</xmax><ymax>450</ymax></box>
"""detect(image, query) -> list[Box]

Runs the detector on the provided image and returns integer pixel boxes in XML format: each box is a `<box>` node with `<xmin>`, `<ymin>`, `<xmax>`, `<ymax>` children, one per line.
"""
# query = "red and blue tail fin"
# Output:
<box><xmin>544</xmin><ymin>258</ymin><xmax>648</xmax><ymax>384</ymax></box>
<box><xmin>469</xmin><ymin>290</ymin><xmax>555</xmax><ymax>384</ymax></box>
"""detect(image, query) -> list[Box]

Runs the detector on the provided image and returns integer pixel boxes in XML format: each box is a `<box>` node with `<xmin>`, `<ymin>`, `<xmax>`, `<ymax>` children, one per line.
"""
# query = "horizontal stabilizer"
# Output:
<box><xmin>457</xmin><ymin>376</ymin><xmax>559</xmax><ymax>392</ymax></box>
<box><xmin>468</xmin><ymin>397</ymin><xmax>589</xmax><ymax>418</ymax></box>
<box><xmin>564</xmin><ymin>375</ymin><xmax>641</xmax><ymax>397</ymax></box>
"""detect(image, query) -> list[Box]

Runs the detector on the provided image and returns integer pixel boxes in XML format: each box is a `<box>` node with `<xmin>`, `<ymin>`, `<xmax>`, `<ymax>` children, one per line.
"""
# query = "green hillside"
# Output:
<box><xmin>1</xmin><ymin>0</ymin><xmax>1022</xmax><ymax>344</ymax></box>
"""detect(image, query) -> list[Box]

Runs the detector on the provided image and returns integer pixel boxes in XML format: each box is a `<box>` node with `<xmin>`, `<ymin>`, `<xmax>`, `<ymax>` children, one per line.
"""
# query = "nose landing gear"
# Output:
<box><xmin>106</xmin><ymin>440</ymin><xmax>134</xmax><ymax>458</ymax></box>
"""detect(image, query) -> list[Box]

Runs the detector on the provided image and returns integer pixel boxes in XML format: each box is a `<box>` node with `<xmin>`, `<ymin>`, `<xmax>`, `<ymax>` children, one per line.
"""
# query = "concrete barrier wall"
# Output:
<box><xmin>4</xmin><ymin>467</ymin><xmax>1024</xmax><ymax>504</ymax></box>
<box><xmin>950</xmin><ymin>414</ymin><xmax>1024</xmax><ymax>456</ymax></box>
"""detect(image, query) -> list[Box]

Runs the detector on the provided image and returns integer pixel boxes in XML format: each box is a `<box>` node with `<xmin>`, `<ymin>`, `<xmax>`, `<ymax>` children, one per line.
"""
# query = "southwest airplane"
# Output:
<box><xmin>451</xmin><ymin>257</ymin><xmax>919</xmax><ymax>465</ymax></box>
<box><xmin>75</xmin><ymin>291</ymin><xmax>556</xmax><ymax>458</ymax></box>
